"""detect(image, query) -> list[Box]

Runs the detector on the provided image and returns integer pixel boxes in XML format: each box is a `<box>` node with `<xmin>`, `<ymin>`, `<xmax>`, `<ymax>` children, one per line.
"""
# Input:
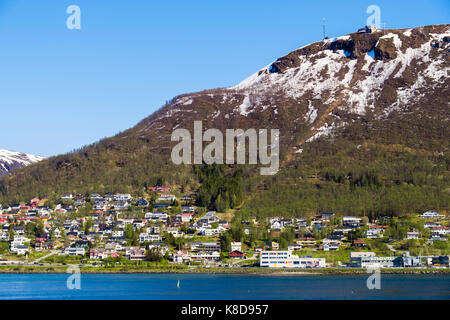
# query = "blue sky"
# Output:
<box><xmin>0</xmin><ymin>0</ymin><xmax>448</xmax><ymax>157</ymax></box>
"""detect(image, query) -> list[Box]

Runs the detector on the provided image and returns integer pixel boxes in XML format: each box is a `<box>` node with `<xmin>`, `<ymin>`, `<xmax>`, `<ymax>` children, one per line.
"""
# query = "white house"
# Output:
<box><xmin>147</xmin><ymin>243</ymin><xmax>169</xmax><ymax>255</ymax></box>
<box><xmin>420</xmin><ymin>211</ymin><xmax>444</xmax><ymax>219</ymax></box>
<box><xmin>270</xmin><ymin>221</ymin><xmax>282</xmax><ymax>229</ymax></box>
<box><xmin>0</xmin><ymin>231</ymin><xmax>9</xmax><ymax>241</ymax></box>
<box><xmin>11</xmin><ymin>244</ymin><xmax>29</xmax><ymax>255</ymax></box>
<box><xmin>114</xmin><ymin>194</ymin><xmax>132</xmax><ymax>202</ymax></box>
<box><xmin>365</xmin><ymin>225</ymin><xmax>388</xmax><ymax>239</ymax></box>
<box><xmin>127</xmin><ymin>247</ymin><xmax>146</xmax><ymax>260</ymax></box>
<box><xmin>12</xmin><ymin>235</ymin><xmax>30</xmax><ymax>245</ymax></box>
<box><xmin>112</xmin><ymin>230</ymin><xmax>124</xmax><ymax>238</ymax></box>
<box><xmin>167</xmin><ymin>227</ymin><xmax>184</xmax><ymax>238</ymax></box>
<box><xmin>93</xmin><ymin>203</ymin><xmax>107</xmax><ymax>211</ymax></box>
<box><xmin>431</xmin><ymin>226</ymin><xmax>450</xmax><ymax>236</ymax></box>
<box><xmin>133</xmin><ymin>220</ymin><xmax>147</xmax><ymax>229</ymax></box>
<box><xmin>190</xmin><ymin>251</ymin><xmax>221</xmax><ymax>261</ymax></box>
<box><xmin>181</xmin><ymin>213</ymin><xmax>193</xmax><ymax>222</ymax></box>
<box><xmin>157</xmin><ymin>194</ymin><xmax>176</xmax><ymax>202</ymax></box>
<box><xmin>323</xmin><ymin>242</ymin><xmax>339</xmax><ymax>251</ymax></box>
<box><xmin>172</xmin><ymin>250</ymin><xmax>191</xmax><ymax>263</ymax></box>
<box><xmin>114</xmin><ymin>202</ymin><xmax>130</xmax><ymax>210</ymax></box>
<box><xmin>145</xmin><ymin>212</ymin><xmax>169</xmax><ymax>221</ymax></box>
<box><xmin>139</xmin><ymin>233</ymin><xmax>161</xmax><ymax>243</ymax></box>
<box><xmin>287</xmin><ymin>244</ymin><xmax>302</xmax><ymax>251</ymax></box>
<box><xmin>198</xmin><ymin>228</ymin><xmax>221</xmax><ymax>236</ymax></box>
<box><xmin>231</xmin><ymin>242</ymin><xmax>242</xmax><ymax>252</ymax></box>
<box><xmin>64</xmin><ymin>247</ymin><xmax>85</xmax><ymax>256</ymax></box>
<box><xmin>405</xmin><ymin>232</ymin><xmax>420</xmax><ymax>240</ymax></box>
<box><xmin>424</xmin><ymin>222</ymin><xmax>440</xmax><ymax>229</ymax></box>
<box><xmin>89</xmin><ymin>194</ymin><xmax>102</xmax><ymax>200</ymax></box>
<box><xmin>342</xmin><ymin>216</ymin><xmax>361</xmax><ymax>226</ymax></box>
<box><xmin>428</xmin><ymin>235</ymin><xmax>448</xmax><ymax>243</ymax></box>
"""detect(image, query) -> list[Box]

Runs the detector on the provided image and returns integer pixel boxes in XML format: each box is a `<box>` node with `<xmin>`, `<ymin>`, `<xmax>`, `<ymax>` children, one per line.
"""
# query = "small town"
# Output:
<box><xmin>0</xmin><ymin>186</ymin><xmax>448</xmax><ymax>272</ymax></box>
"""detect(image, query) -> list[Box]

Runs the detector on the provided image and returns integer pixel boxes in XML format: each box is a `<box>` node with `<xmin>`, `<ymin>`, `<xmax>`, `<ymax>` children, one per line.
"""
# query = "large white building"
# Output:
<box><xmin>190</xmin><ymin>251</ymin><xmax>221</xmax><ymax>261</ymax></box>
<box><xmin>260</xmin><ymin>251</ymin><xmax>325</xmax><ymax>268</ymax></box>
<box><xmin>350</xmin><ymin>252</ymin><xmax>402</xmax><ymax>268</ymax></box>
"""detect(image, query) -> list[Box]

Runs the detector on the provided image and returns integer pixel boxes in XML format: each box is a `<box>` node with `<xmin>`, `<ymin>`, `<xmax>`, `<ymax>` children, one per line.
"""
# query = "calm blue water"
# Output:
<box><xmin>0</xmin><ymin>274</ymin><xmax>448</xmax><ymax>300</ymax></box>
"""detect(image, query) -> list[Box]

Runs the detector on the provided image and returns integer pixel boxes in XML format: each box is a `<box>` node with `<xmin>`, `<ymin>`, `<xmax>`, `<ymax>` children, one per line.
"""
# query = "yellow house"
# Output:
<box><xmin>295</xmin><ymin>238</ymin><xmax>316</xmax><ymax>247</ymax></box>
<box><xmin>271</xmin><ymin>241</ymin><xmax>279</xmax><ymax>250</ymax></box>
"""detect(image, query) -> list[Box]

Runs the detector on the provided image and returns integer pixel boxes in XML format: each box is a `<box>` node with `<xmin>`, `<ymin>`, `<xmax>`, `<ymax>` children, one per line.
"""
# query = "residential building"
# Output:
<box><xmin>114</xmin><ymin>194</ymin><xmax>132</xmax><ymax>202</ymax></box>
<box><xmin>157</xmin><ymin>194</ymin><xmax>176</xmax><ymax>202</ymax></box>
<box><xmin>190</xmin><ymin>251</ymin><xmax>220</xmax><ymax>261</ymax></box>
<box><xmin>405</xmin><ymin>232</ymin><xmax>420</xmax><ymax>240</ymax></box>
<box><xmin>172</xmin><ymin>250</ymin><xmax>191</xmax><ymax>263</ymax></box>
<box><xmin>260</xmin><ymin>251</ymin><xmax>325</xmax><ymax>268</ymax></box>
<box><xmin>229</xmin><ymin>251</ymin><xmax>245</xmax><ymax>259</ymax></box>
<box><xmin>350</xmin><ymin>252</ymin><xmax>402</xmax><ymax>268</ymax></box>
<box><xmin>139</xmin><ymin>233</ymin><xmax>161</xmax><ymax>243</ymax></box>
<box><xmin>64</xmin><ymin>247</ymin><xmax>85</xmax><ymax>256</ymax></box>
<box><xmin>230</xmin><ymin>242</ymin><xmax>242</xmax><ymax>252</ymax></box>
<box><xmin>419</xmin><ymin>211</ymin><xmax>444</xmax><ymax>219</ymax></box>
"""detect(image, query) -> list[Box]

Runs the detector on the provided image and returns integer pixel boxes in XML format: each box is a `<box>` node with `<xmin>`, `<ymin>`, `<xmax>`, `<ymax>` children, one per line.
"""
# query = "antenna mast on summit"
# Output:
<box><xmin>322</xmin><ymin>17</ymin><xmax>327</xmax><ymax>39</ymax></box>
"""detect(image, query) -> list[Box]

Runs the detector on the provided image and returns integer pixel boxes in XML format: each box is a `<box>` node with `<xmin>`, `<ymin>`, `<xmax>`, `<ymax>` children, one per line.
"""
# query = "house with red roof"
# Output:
<box><xmin>229</xmin><ymin>251</ymin><xmax>245</xmax><ymax>259</ymax></box>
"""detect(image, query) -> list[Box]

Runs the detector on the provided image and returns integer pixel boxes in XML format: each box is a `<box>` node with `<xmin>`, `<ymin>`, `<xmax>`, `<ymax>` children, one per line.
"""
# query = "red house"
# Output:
<box><xmin>151</xmin><ymin>186</ymin><xmax>171</xmax><ymax>192</ymax></box>
<box><xmin>271</xmin><ymin>229</ymin><xmax>281</xmax><ymax>237</ymax></box>
<box><xmin>29</xmin><ymin>198</ymin><xmax>40</xmax><ymax>208</ymax></box>
<box><xmin>229</xmin><ymin>251</ymin><xmax>245</xmax><ymax>259</ymax></box>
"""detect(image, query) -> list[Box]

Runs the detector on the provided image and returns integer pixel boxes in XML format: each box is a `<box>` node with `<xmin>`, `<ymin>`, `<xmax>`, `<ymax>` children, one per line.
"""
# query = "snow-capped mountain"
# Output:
<box><xmin>134</xmin><ymin>24</ymin><xmax>449</xmax><ymax>158</ymax></box>
<box><xmin>0</xmin><ymin>24</ymin><xmax>448</xmax><ymax>200</ymax></box>
<box><xmin>0</xmin><ymin>149</ymin><xmax>45</xmax><ymax>176</ymax></box>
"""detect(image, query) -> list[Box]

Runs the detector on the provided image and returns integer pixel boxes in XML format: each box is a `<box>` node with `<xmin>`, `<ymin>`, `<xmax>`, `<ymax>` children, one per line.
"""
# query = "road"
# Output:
<box><xmin>31</xmin><ymin>250</ymin><xmax>59</xmax><ymax>264</ymax></box>
<box><xmin>387</xmin><ymin>244</ymin><xmax>396</xmax><ymax>253</ymax></box>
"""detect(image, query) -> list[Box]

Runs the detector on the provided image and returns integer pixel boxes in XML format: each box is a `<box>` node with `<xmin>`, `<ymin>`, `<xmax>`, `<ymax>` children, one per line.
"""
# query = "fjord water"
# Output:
<box><xmin>0</xmin><ymin>274</ymin><xmax>448</xmax><ymax>300</ymax></box>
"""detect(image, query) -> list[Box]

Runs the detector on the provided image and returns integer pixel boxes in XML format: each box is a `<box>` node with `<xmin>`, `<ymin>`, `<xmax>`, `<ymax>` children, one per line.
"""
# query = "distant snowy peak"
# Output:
<box><xmin>0</xmin><ymin>149</ymin><xmax>45</xmax><ymax>176</ymax></box>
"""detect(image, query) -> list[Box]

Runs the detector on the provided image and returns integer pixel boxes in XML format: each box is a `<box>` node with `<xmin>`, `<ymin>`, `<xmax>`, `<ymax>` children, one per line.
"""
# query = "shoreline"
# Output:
<box><xmin>1</xmin><ymin>266</ymin><xmax>449</xmax><ymax>275</ymax></box>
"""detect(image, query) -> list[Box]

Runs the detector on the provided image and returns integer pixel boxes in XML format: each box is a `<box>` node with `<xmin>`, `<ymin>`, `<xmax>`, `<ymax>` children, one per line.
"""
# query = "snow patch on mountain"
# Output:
<box><xmin>304</xmin><ymin>100</ymin><xmax>318</xmax><ymax>124</ymax></box>
<box><xmin>380</xmin><ymin>33</ymin><xmax>402</xmax><ymax>49</ymax></box>
<box><xmin>237</xmin><ymin>95</ymin><xmax>252</xmax><ymax>116</ymax></box>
